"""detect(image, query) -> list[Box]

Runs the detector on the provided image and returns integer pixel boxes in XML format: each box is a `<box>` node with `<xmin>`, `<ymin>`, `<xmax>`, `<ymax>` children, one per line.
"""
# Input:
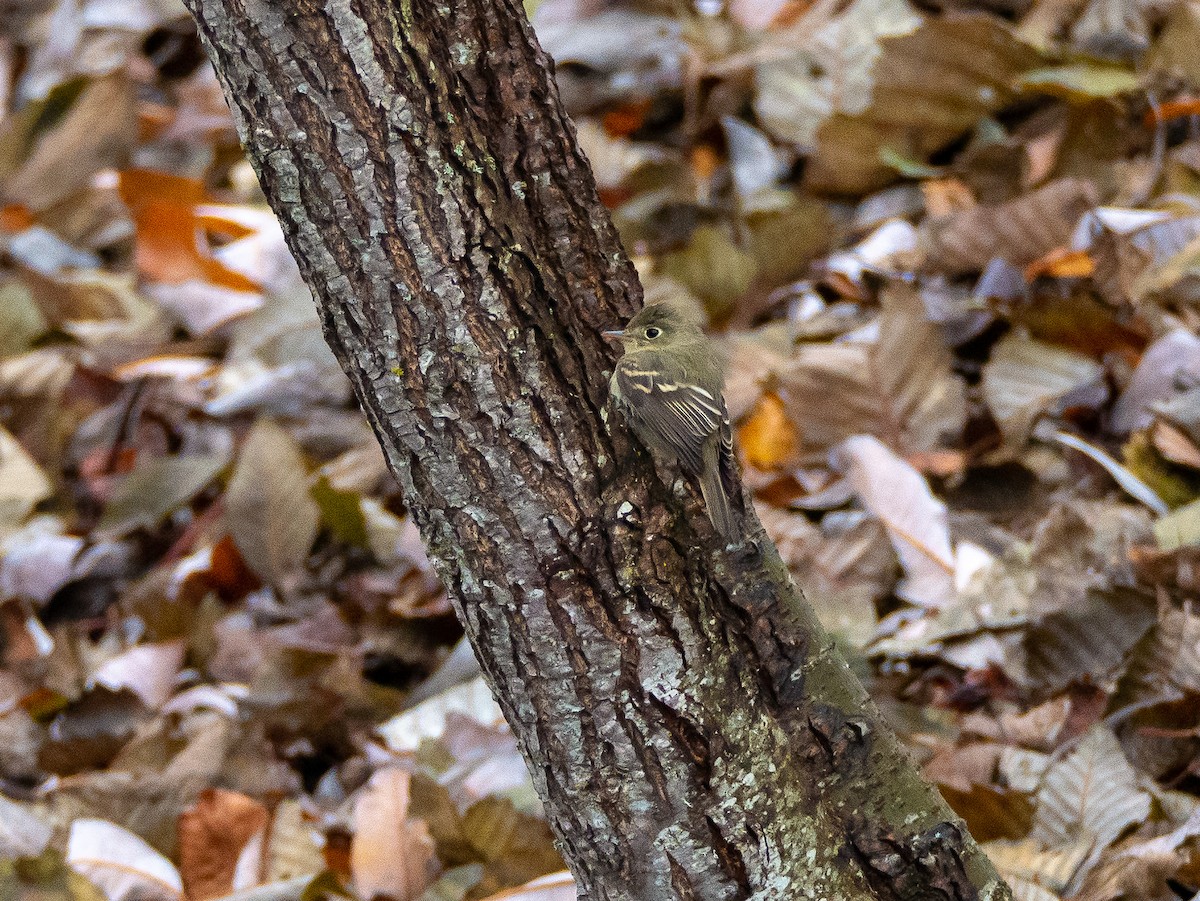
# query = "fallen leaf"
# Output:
<box><xmin>178</xmin><ymin>789</ymin><xmax>270</xmax><ymax>901</ymax></box>
<box><xmin>753</xmin><ymin>0</ymin><xmax>922</xmax><ymax>149</ymax></box>
<box><xmin>1030</xmin><ymin>726</ymin><xmax>1152</xmax><ymax>853</ymax></box>
<box><xmin>923</xmin><ymin>179</ymin><xmax>1099</xmax><ymax>276</ymax></box>
<box><xmin>739</xmin><ymin>392</ymin><xmax>799</xmax><ymax>470</ymax></box>
<box><xmin>98</xmin><ymin>454</ymin><xmax>227</xmax><ymax>537</ymax></box>
<box><xmin>1017</xmin><ymin>63</ymin><xmax>1141</xmax><ymax>102</ymax></box>
<box><xmin>476</xmin><ymin>871</ymin><xmax>575</xmax><ymax>901</ymax></box>
<box><xmin>806</xmin><ymin>15</ymin><xmax>1041</xmax><ymax>193</ymax></box>
<box><xmin>66</xmin><ymin>819</ymin><xmax>182</xmax><ymax>901</ymax></box>
<box><xmin>225</xmin><ymin>419</ymin><xmax>319</xmax><ymax>586</ymax></box>
<box><xmin>350</xmin><ymin>768</ymin><xmax>437</xmax><ymax>901</ymax></box>
<box><xmin>982</xmin><ymin>333</ymin><xmax>1104</xmax><ymax>444</ymax></box>
<box><xmin>0</xmin><ymin>425</ymin><xmax>53</xmax><ymax>534</ymax></box>
<box><xmin>837</xmin><ymin>434</ymin><xmax>955</xmax><ymax>607</ymax></box>
<box><xmin>91</xmin><ymin>640</ymin><xmax>186</xmax><ymax>709</ymax></box>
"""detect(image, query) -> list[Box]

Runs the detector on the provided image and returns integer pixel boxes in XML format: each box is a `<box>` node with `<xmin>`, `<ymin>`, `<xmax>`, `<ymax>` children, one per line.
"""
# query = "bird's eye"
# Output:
<box><xmin>644</xmin><ymin>327</ymin><xmax>661</xmax><ymax>339</ymax></box>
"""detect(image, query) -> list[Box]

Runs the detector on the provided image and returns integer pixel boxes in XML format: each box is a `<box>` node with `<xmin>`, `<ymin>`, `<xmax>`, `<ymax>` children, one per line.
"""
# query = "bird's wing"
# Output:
<box><xmin>614</xmin><ymin>354</ymin><xmax>728</xmax><ymax>475</ymax></box>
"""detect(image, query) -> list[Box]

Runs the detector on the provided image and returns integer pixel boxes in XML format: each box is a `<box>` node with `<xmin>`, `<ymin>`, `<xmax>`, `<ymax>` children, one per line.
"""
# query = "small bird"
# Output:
<box><xmin>604</xmin><ymin>303</ymin><xmax>739</xmax><ymax>539</ymax></box>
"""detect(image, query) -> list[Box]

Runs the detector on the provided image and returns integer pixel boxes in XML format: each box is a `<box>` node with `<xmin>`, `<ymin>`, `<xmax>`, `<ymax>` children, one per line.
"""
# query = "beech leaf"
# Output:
<box><xmin>225</xmin><ymin>418</ymin><xmax>319</xmax><ymax>585</ymax></box>
<box><xmin>1030</xmin><ymin>726</ymin><xmax>1151</xmax><ymax>852</ymax></box>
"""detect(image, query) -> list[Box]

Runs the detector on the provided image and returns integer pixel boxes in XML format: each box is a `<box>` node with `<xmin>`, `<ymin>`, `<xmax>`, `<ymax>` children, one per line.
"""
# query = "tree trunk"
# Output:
<box><xmin>183</xmin><ymin>1</ymin><xmax>1010</xmax><ymax>899</ymax></box>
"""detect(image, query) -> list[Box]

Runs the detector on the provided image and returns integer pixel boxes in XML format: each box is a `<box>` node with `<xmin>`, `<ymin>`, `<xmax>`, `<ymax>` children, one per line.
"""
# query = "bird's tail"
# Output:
<box><xmin>701</xmin><ymin>441</ymin><xmax>737</xmax><ymax>540</ymax></box>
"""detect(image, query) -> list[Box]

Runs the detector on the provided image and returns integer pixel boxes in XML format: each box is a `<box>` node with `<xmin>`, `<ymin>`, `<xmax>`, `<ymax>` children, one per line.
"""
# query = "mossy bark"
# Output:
<box><xmin>183</xmin><ymin>1</ymin><xmax>1011</xmax><ymax>899</ymax></box>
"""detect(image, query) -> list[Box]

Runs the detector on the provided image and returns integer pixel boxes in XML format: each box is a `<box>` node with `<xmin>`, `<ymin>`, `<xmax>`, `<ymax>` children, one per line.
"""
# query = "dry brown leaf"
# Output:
<box><xmin>937</xmin><ymin>781</ymin><xmax>1035</xmax><ymax>842</ymax></box>
<box><xmin>1024</xmin><ymin>588</ymin><xmax>1156</xmax><ymax>699</ymax></box>
<box><xmin>923</xmin><ymin>179</ymin><xmax>1099</xmax><ymax>276</ymax></box>
<box><xmin>1030</xmin><ymin>726</ymin><xmax>1151</xmax><ymax>853</ymax></box>
<box><xmin>350</xmin><ymin>768</ymin><xmax>437</xmax><ymax>901</ymax></box>
<box><xmin>1073</xmin><ymin>813</ymin><xmax>1200</xmax><ymax>901</ymax></box>
<box><xmin>225</xmin><ymin>419</ymin><xmax>319</xmax><ymax>587</ymax></box>
<box><xmin>4</xmin><ymin>75</ymin><xmax>137</xmax><ymax>212</ymax></box>
<box><xmin>778</xmin><ymin>285</ymin><xmax>966</xmax><ymax>457</ymax></box>
<box><xmin>178</xmin><ymin>789</ymin><xmax>270</xmax><ymax>901</ymax></box>
<box><xmin>753</xmin><ymin>0</ymin><xmax>922</xmax><ymax>149</ymax></box>
<box><xmin>805</xmin><ymin>14</ymin><xmax>1041</xmax><ymax>193</ymax></box>
<box><xmin>981</xmin><ymin>332</ymin><xmax>1104</xmax><ymax>444</ymax></box>
<box><xmin>1114</xmin><ymin>602</ymin><xmax>1200</xmax><ymax>708</ymax></box>
<box><xmin>1086</xmin><ymin>210</ymin><xmax>1200</xmax><ymax>306</ymax></box>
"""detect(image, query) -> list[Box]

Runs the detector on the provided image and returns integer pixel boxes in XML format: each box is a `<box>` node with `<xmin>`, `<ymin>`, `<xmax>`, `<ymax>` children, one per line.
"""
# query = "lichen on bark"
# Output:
<box><xmin>183</xmin><ymin>0</ymin><xmax>1011</xmax><ymax>898</ymax></box>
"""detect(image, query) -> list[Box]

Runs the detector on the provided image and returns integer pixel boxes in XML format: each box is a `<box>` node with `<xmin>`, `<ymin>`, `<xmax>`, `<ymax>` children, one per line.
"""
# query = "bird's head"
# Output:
<box><xmin>603</xmin><ymin>303</ymin><xmax>703</xmax><ymax>351</ymax></box>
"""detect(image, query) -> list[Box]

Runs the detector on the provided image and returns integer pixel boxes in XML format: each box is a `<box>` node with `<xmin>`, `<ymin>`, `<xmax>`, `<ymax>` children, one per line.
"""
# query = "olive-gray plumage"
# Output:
<box><xmin>605</xmin><ymin>304</ymin><xmax>738</xmax><ymax>539</ymax></box>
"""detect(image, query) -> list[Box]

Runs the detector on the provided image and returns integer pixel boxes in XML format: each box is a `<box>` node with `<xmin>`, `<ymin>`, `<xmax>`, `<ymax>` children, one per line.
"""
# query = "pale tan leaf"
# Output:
<box><xmin>574</xmin><ymin>120</ymin><xmax>664</xmax><ymax>190</ymax></box>
<box><xmin>753</xmin><ymin>0</ymin><xmax>922</xmax><ymax>148</ymax></box>
<box><xmin>4</xmin><ymin>75</ymin><xmax>137</xmax><ymax>212</ymax></box>
<box><xmin>477</xmin><ymin>872</ymin><xmax>576</xmax><ymax>901</ymax></box>
<box><xmin>0</xmin><ymin>793</ymin><xmax>53</xmax><ymax>858</ymax></box>
<box><xmin>179</xmin><ymin>789</ymin><xmax>270</xmax><ymax>901</ymax></box>
<box><xmin>0</xmin><ymin>518</ymin><xmax>83</xmax><ymax>603</ymax></box>
<box><xmin>999</xmin><ymin>747</ymin><xmax>1052</xmax><ymax>793</ymax></box>
<box><xmin>0</xmin><ymin>424</ymin><xmax>53</xmax><ymax>533</ymax></box>
<box><xmin>98</xmin><ymin>454</ymin><xmax>228</xmax><ymax>536</ymax></box>
<box><xmin>1073</xmin><ymin>827</ymin><xmax>1198</xmax><ymax>901</ymax></box>
<box><xmin>378</xmin><ymin>677</ymin><xmax>505</xmax><ymax>753</ymax></box>
<box><xmin>982</xmin><ymin>333</ymin><xmax>1104</xmax><ymax>443</ymax></box>
<box><xmin>67</xmin><ymin>818</ymin><xmax>183</xmax><ymax>901</ymax></box>
<box><xmin>729</xmin><ymin>0</ymin><xmax>791</xmax><ymax>29</ymax></box>
<box><xmin>1084</xmin><ymin>210</ymin><xmax>1200</xmax><ymax>306</ymax></box>
<box><xmin>837</xmin><ymin>435</ymin><xmax>955</xmax><ymax>607</ymax></box>
<box><xmin>91</xmin><ymin>640</ymin><xmax>186</xmax><ymax>709</ymax></box>
<box><xmin>1154</xmin><ymin>498</ymin><xmax>1200</xmax><ymax>551</ymax></box>
<box><xmin>984</xmin><ymin>838</ymin><xmax>1091</xmax><ymax>894</ymax></box>
<box><xmin>225</xmin><ymin>418</ymin><xmax>319</xmax><ymax>585</ymax></box>
<box><xmin>260</xmin><ymin>799</ymin><xmax>324</xmax><ymax>884</ymax></box>
<box><xmin>351</xmin><ymin>768</ymin><xmax>438</xmax><ymax>901</ymax></box>
<box><xmin>1006</xmin><ymin>877</ymin><xmax>1062</xmax><ymax>901</ymax></box>
<box><xmin>1031</xmin><ymin>726</ymin><xmax>1151</xmax><ymax>851</ymax></box>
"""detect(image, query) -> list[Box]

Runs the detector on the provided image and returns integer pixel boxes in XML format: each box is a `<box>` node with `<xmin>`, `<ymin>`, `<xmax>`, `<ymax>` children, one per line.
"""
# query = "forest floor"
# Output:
<box><xmin>2</xmin><ymin>1</ymin><xmax>1200</xmax><ymax>899</ymax></box>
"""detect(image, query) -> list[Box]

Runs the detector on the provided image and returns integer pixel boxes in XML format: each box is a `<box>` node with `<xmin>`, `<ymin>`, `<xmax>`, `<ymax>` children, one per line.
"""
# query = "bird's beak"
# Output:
<box><xmin>602</xmin><ymin>329</ymin><xmax>626</xmax><ymax>342</ymax></box>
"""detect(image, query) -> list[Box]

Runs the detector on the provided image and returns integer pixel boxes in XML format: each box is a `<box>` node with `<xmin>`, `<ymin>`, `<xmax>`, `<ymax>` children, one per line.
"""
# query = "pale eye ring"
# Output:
<box><xmin>644</xmin><ymin>326</ymin><xmax>661</xmax><ymax>339</ymax></box>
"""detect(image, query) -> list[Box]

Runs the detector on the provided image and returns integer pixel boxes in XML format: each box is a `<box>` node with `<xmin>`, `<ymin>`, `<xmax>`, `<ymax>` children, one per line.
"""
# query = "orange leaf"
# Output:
<box><xmin>0</xmin><ymin>204</ymin><xmax>35</xmax><ymax>233</ymax></box>
<box><xmin>739</xmin><ymin>392</ymin><xmax>798</xmax><ymax>471</ymax></box>
<box><xmin>1024</xmin><ymin>246</ymin><xmax>1094</xmax><ymax>281</ymax></box>
<box><xmin>208</xmin><ymin>534</ymin><xmax>263</xmax><ymax>602</ymax></box>
<box><xmin>118</xmin><ymin>169</ymin><xmax>261</xmax><ymax>292</ymax></box>
<box><xmin>1144</xmin><ymin>97</ymin><xmax>1200</xmax><ymax>127</ymax></box>
<box><xmin>179</xmin><ymin>789</ymin><xmax>270</xmax><ymax>901</ymax></box>
<box><xmin>118</xmin><ymin>169</ymin><xmax>209</xmax><ymax>212</ymax></box>
<box><xmin>602</xmin><ymin>99</ymin><xmax>651</xmax><ymax>138</ymax></box>
<box><xmin>690</xmin><ymin>144</ymin><xmax>720</xmax><ymax>183</ymax></box>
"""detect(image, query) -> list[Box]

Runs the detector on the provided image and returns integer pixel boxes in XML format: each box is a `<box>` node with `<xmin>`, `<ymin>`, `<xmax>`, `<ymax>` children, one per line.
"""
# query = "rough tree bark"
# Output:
<box><xmin>184</xmin><ymin>2</ymin><xmax>1010</xmax><ymax>899</ymax></box>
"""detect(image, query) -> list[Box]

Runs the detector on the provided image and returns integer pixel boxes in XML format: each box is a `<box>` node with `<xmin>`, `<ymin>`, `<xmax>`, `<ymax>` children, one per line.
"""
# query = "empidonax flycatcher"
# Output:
<box><xmin>605</xmin><ymin>303</ymin><xmax>739</xmax><ymax>539</ymax></box>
